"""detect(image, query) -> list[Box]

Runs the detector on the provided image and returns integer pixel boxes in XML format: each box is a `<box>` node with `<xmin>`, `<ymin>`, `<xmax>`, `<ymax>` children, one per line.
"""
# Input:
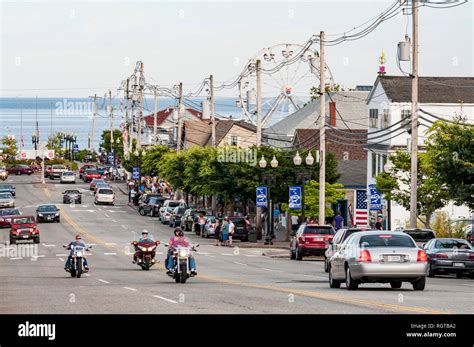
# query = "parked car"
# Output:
<box><xmin>44</xmin><ymin>165</ymin><xmax>52</xmax><ymax>178</ymax></box>
<box><xmin>79</xmin><ymin>164</ymin><xmax>96</xmax><ymax>180</ymax></box>
<box><xmin>180</xmin><ymin>208</ymin><xmax>203</xmax><ymax>231</ymax></box>
<box><xmin>159</xmin><ymin>206</ymin><xmax>175</xmax><ymax>224</ymax></box>
<box><xmin>202</xmin><ymin>215</ymin><xmax>217</xmax><ymax>238</ymax></box>
<box><xmin>424</xmin><ymin>238</ymin><xmax>474</xmax><ymax>279</ymax></box>
<box><xmin>9</xmin><ymin>215</ymin><xmax>40</xmax><ymax>244</ymax></box>
<box><xmin>95</xmin><ymin>187</ymin><xmax>115</xmax><ymax>205</ymax></box>
<box><xmin>328</xmin><ymin>231</ymin><xmax>428</xmax><ymax>291</ymax></box>
<box><xmin>403</xmin><ymin>228</ymin><xmax>436</xmax><ymax>247</ymax></box>
<box><xmin>138</xmin><ymin>193</ymin><xmax>163</xmax><ymax>208</ymax></box>
<box><xmin>49</xmin><ymin>164</ymin><xmax>68</xmax><ymax>179</ymax></box>
<box><xmin>159</xmin><ymin>200</ymin><xmax>187</xmax><ymax>217</ymax></box>
<box><xmin>324</xmin><ymin>227</ymin><xmax>369</xmax><ymax>272</ymax></box>
<box><xmin>83</xmin><ymin>169</ymin><xmax>102</xmax><ymax>182</ymax></box>
<box><xmin>467</xmin><ymin>230</ymin><xmax>474</xmax><ymax>246</ymax></box>
<box><xmin>227</xmin><ymin>216</ymin><xmax>251</xmax><ymax>242</ymax></box>
<box><xmin>90</xmin><ymin>178</ymin><xmax>105</xmax><ymax>191</ymax></box>
<box><xmin>36</xmin><ymin>204</ymin><xmax>60</xmax><ymax>223</ymax></box>
<box><xmin>0</xmin><ymin>192</ymin><xmax>15</xmax><ymax>208</ymax></box>
<box><xmin>0</xmin><ymin>167</ymin><xmax>8</xmax><ymax>180</ymax></box>
<box><xmin>290</xmin><ymin>224</ymin><xmax>336</xmax><ymax>260</ymax></box>
<box><xmin>138</xmin><ymin>196</ymin><xmax>165</xmax><ymax>217</ymax></box>
<box><xmin>0</xmin><ymin>184</ymin><xmax>15</xmax><ymax>197</ymax></box>
<box><xmin>169</xmin><ymin>206</ymin><xmax>187</xmax><ymax>228</ymax></box>
<box><xmin>0</xmin><ymin>208</ymin><xmax>21</xmax><ymax>228</ymax></box>
<box><xmin>60</xmin><ymin>171</ymin><xmax>76</xmax><ymax>184</ymax></box>
<box><xmin>8</xmin><ymin>164</ymin><xmax>33</xmax><ymax>176</ymax></box>
<box><xmin>63</xmin><ymin>190</ymin><xmax>82</xmax><ymax>204</ymax></box>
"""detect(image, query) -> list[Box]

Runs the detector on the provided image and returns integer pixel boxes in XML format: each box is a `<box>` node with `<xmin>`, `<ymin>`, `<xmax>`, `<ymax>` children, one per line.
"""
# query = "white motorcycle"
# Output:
<box><xmin>63</xmin><ymin>244</ymin><xmax>91</xmax><ymax>278</ymax></box>
<box><xmin>165</xmin><ymin>244</ymin><xmax>198</xmax><ymax>284</ymax></box>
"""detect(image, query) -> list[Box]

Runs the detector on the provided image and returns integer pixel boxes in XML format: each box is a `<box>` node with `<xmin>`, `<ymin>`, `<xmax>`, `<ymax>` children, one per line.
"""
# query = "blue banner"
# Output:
<box><xmin>256</xmin><ymin>186</ymin><xmax>267</xmax><ymax>208</ymax></box>
<box><xmin>289</xmin><ymin>186</ymin><xmax>302</xmax><ymax>210</ymax></box>
<box><xmin>132</xmin><ymin>166</ymin><xmax>141</xmax><ymax>180</ymax></box>
<box><xmin>368</xmin><ymin>184</ymin><xmax>382</xmax><ymax>210</ymax></box>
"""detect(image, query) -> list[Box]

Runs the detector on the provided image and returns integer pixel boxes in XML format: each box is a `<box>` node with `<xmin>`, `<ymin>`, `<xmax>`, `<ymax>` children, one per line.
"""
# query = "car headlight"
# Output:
<box><xmin>55</xmin><ymin>213</ymin><xmax>59</xmax><ymax>217</ymax></box>
<box><xmin>38</xmin><ymin>213</ymin><xmax>43</xmax><ymax>217</ymax></box>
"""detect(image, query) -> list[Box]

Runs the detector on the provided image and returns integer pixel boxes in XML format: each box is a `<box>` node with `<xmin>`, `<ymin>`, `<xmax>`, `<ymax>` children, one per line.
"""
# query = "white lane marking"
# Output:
<box><xmin>104</xmin><ymin>213</ymin><xmax>110</xmax><ymax>218</ymax></box>
<box><xmin>203</xmin><ymin>255</ymin><xmax>215</xmax><ymax>258</ymax></box>
<box><xmin>233</xmin><ymin>261</ymin><xmax>248</xmax><ymax>266</ymax></box>
<box><xmin>462</xmin><ymin>284</ymin><xmax>474</xmax><ymax>287</ymax></box>
<box><xmin>121</xmin><ymin>225</ymin><xmax>127</xmax><ymax>230</ymax></box>
<box><xmin>123</xmin><ymin>287</ymin><xmax>137</xmax><ymax>291</ymax></box>
<box><xmin>107</xmin><ymin>210</ymin><xmax>126</xmax><ymax>213</ymax></box>
<box><xmin>156</xmin><ymin>252</ymin><xmax>163</xmax><ymax>255</ymax></box>
<box><xmin>262</xmin><ymin>268</ymin><xmax>283</xmax><ymax>273</ymax></box>
<box><xmin>111</xmin><ymin>219</ymin><xmax>117</xmax><ymax>223</ymax></box>
<box><xmin>98</xmin><ymin>279</ymin><xmax>110</xmax><ymax>284</ymax></box>
<box><xmin>104</xmin><ymin>253</ymin><xmax>117</xmax><ymax>256</ymax></box>
<box><xmin>10</xmin><ymin>257</ymin><xmax>23</xmax><ymax>260</ymax></box>
<box><xmin>152</xmin><ymin>295</ymin><xmax>178</xmax><ymax>304</ymax></box>
<box><xmin>56</xmin><ymin>254</ymin><xmax>69</xmax><ymax>257</ymax></box>
<box><xmin>105</xmin><ymin>243</ymin><xmax>117</xmax><ymax>246</ymax></box>
<box><xmin>42</xmin><ymin>243</ymin><xmax>56</xmax><ymax>247</ymax></box>
<box><xmin>31</xmin><ymin>255</ymin><xmax>46</xmax><ymax>259</ymax></box>
<box><xmin>59</xmin><ymin>258</ymin><xmax>65</xmax><ymax>262</ymax></box>
<box><xmin>244</xmin><ymin>255</ymin><xmax>258</xmax><ymax>257</ymax></box>
<box><xmin>198</xmin><ymin>252</ymin><xmax>210</xmax><ymax>255</ymax></box>
<box><xmin>303</xmin><ymin>274</ymin><xmax>328</xmax><ymax>280</ymax></box>
<box><xmin>221</xmin><ymin>253</ymin><xmax>234</xmax><ymax>256</ymax></box>
<box><xmin>70</xmin><ymin>210</ymin><xmax>95</xmax><ymax>213</ymax></box>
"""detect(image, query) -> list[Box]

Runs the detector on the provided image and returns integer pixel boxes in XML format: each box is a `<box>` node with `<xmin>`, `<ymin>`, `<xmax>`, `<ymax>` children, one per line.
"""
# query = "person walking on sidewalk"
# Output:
<box><xmin>228</xmin><ymin>218</ymin><xmax>235</xmax><ymax>247</ymax></box>
<box><xmin>291</xmin><ymin>214</ymin><xmax>299</xmax><ymax>233</ymax></box>
<box><xmin>214</xmin><ymin>218</ymin><xmax>221</xmax><ymax>246</ymax></box>
<box><xmin>221</xmin><ymin>217</ymin><xmax>229</xmax><ymax>246</ymax></box>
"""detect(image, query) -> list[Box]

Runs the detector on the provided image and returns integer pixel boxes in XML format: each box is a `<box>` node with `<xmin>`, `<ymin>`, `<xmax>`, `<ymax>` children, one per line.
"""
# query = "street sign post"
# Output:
<box><xmin>289</xmin><ymin>186</ymin><xmax>302</xmax><ymax>210</ymax></box>
<box><xmin>256</xmin><ymin>186</ymin><xmax>267</xmax><ymax>208</ymax></box>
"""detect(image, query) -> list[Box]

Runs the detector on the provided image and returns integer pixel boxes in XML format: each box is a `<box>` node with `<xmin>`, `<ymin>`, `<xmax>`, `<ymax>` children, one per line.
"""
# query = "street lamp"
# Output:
<box><xmin>383</xmin><ymin>160</ymin><xmax>393</xmax><ymax>230</ymax></box>
<box><xmin>259</xmin><ymin>154</ymin><xmax>278</xmax><ymax>245</ymax></box>
<box><xmin>293</xmin><ymin>150</ymin><xmax>315</xmax><ymax>223</ymax></box>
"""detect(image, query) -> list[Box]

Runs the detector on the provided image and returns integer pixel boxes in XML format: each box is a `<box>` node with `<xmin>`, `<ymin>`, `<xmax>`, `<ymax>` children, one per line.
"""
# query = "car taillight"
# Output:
<box><xmin>417</xmin><ymin>250</ymin><xmax>428</xmax><ymax>262</ymax></box>
<box><xmin>358</xmin><ymin>250</ymin><xmax>372</xmax><ymax>262</ymax></box>
<box><xmin>434</xmin><ymin>253</ymin><xmax>448</xmax><ymax>259</ymax></box>
<box><xmin>468</xmin><ymin>254</ymin><xmax>474</xmax><ymax>260</ymax></box>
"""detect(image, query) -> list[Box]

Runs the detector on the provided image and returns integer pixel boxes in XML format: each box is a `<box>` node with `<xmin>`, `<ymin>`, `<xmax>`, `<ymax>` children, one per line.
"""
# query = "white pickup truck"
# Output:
<box><xmin>50</xmin><ymin>164</ymin><xmax>68</xmax><ymax>179</ymax></box>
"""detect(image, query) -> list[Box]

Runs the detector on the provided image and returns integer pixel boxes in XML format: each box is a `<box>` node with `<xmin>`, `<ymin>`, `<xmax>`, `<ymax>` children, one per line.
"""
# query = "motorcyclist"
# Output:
<box><xmin>132</xmin><ymin>231</ymin><xmax>156</xmax><ymax>264</ymax></box>
<box><xmin>166</xmin><ymin>230</ymin><xmax>197</xmax><ymax>276</ymax></box>
<box><xmin>64</xmin><ymin>234</ymin><xmax>89</xmax><ymax>272</ymax></box>
<box><xmin>165</xmin><ymin>228</ymin><xmax>181</xmax><ymax>269</ymax></box>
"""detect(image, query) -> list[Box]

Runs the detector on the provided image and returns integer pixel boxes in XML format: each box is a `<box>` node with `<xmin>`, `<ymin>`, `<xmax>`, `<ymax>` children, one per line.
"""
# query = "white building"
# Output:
<box><xmin>366</xmin><ymin>76</ymin><xmax>474</xmax><ymax>229</ymax></box>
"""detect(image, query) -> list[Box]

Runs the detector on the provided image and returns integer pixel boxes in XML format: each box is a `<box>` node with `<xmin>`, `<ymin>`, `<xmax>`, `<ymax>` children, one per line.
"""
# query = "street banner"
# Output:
<box><xmin>289</xmin><ymin>186</ymin><xmax>302</xmax><ymax>210</ymax></box>
<box><xmin>256</xmin><ymin>186</ymin><xmax>267</xmax><ymax>208</ymax></box>
<box><xmin>368</xmin><ymin>184</ymin><xmax>382</xmax><ymax>210</ymax></box>
<box><xmin>132</xmin><ymin>166</ymin><xmax>141</xmax><ymax>180</ymax></box>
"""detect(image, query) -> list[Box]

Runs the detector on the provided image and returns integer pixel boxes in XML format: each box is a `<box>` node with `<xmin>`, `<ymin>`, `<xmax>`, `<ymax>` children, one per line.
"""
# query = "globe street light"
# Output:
<box><xmin>259</xmin><ymin>155</ymin><xmax>278</xmax><ymax>245</ymax></box>
<box><xmin>383</xmin><ymin>160</ymin><xmax>393</xmax><ymax>230</ymax></box>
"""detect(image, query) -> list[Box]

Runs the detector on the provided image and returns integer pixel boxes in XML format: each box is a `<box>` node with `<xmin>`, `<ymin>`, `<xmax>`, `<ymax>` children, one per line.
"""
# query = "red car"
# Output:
<box><xmin>290</xmin><ymin>224</ymin><xmax>336</xmax><ymax>260</ymax></box>
<box><xmin>83</xmin><ymin>169</ymin><xmax>102</xmax><ymax>182</ymax></box>
<box><xmin>0</xmin><ymin>208</ymin><xmax>21</xmax><ymax>228</ymax></box>
<box><xmin>7</xmin><ymin>164</ymin><xmax>33</xmax><ymax>175</ymax></box>
<box><xmin>9</xmin><ymin>215</ymin><xmax>40</xmax><ymax>244</ymax></box>
<box><xmin>79</xmin><ymin>164</ymin><xmax>96</xmax><ymax>180</ymax></box>
<box><xmin>89</xmin><ymin>179</ymin><xmax>105</xmax><ymax>191</ymax></box>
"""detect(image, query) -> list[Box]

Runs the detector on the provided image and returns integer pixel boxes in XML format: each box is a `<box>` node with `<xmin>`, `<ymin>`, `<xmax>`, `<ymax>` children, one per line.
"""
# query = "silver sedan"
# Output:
<box><xmin>0</xmin><ymin>192</ymin><xmax>15</xmax><ymax>208</ymax></box>
<box><xmin>328</xmin><ymin>231</ymin><xmax>428</xmax><ymax>291</ymax></box>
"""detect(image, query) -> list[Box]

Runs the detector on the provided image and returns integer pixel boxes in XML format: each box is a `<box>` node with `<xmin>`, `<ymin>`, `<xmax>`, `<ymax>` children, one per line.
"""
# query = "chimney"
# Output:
<box><xmin>329</xmin><ymin>101</ymin><xmax>336</xmax><ymax>126</ymax></box>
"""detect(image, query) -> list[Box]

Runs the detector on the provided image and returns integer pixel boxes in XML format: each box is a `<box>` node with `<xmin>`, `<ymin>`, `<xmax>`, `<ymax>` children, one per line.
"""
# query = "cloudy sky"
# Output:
<box><xmin>1</xmin><ymin>0</ymin><xmax>472</xmax><ymax>97</ymax></box>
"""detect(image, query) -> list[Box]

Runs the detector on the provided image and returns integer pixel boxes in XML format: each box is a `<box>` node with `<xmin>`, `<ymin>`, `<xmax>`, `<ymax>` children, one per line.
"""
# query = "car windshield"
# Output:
<box><xmin>65</xmin><ymin>190</ymin><xmax>80</xmax><ymax>194</ymax></box>
<box><xmin>404</xmin><ymin>230</ymin><xmax>435</xmax><ymax>242</ymax></box>
<box><xmin>342</xmin><ymin>229</ymin><xmax>364</xmax><ymax>241</ymax></box>
<box><xmin>0</xmin><ymin>208</ymin><xmax>20</xmax><ymax>216</ymax></box>
<box><xmin>0</xmin><ymin>185</ymin><xmax>13</xmax><ymax>190</ymax></box>
<box><xmin>12</xmin><ymin>217</ymin><xmax>35</xmax><ymax>224</ymax></box>
<box><xmin>167</xmin><ymin>201</ymin><xmax>180</xmax><ymax>208</ymax></box>
<box><xmin>92</xmin><ymin>179</ymin><xmax>105</xmax><ymax>184</ymax></box>
<box><xmin>52</xmin><ymin>165</ymin><xmax>66</xmax><ymax>169</ymax></box>
<box><xmin>87</xmin><ymin>170</ymin><xmax>99</xmax><ymax>174</ymax></box>
<box><xmin>0</xmin><ymin>193</ymin><xmax>12</xmax><ymax>199</ymax></box>
<box><xmin>304</xmin><ymin>226</ymin><xmax>335</xmax><ymax>235</ymax></box>
<box><xmin>98</xmin><ymin>189</ymin><xmax>113</xmax><ymax>195</ymax></box>
<box><xmin>359</xmin><ymin>234</ymin><xmax>415</xmax><ymax>248</ymax></box>
<box><xmin>62</xmin><ymin>172</ymin><xmax>74</xmax><ymax>176</ymax></box>
<box><xmin>38</xmin><ymin>205</ymin><xmax>58</xmax><ymax>212</ymax></box>
<box><xmin>435</xmin><ymin>240</ymin><xmax>472</xmax><ymax>249</ymax></box>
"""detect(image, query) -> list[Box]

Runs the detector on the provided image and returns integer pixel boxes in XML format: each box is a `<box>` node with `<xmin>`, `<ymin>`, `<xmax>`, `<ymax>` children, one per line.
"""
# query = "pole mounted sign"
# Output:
<box><xmin>256</xmin><ymin>186</ymin><xmax>267</xmax><ymax>208</ymax></box>
<box><xmin>289</xmin><ymin>186</ymin><xmax>302</xmax><ymax>210</ymax></box>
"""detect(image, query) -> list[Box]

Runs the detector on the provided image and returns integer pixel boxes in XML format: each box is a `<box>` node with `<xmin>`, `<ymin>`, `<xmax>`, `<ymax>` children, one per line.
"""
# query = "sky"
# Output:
<box><xmin>0</xmin><ymin>0</ymin><xmax>472</xmax><ymax>98</ymax></box>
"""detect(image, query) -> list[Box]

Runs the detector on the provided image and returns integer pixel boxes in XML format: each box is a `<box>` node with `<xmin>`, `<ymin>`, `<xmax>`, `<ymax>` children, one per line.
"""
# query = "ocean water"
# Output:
<box><xmin>0</xmin><ymin>97</ymin><xmax>243</xmax><ymax>150</ymax></box>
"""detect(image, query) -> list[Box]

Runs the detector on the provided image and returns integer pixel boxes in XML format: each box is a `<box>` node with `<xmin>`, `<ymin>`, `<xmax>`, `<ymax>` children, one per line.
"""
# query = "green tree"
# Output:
<box><xmin>425</xmin><ymin>119</ymin><xmax>474</xmax><ymax>210</ymax></box>
<box><xmin>99</xmin><ymin>129</ymin><xmax>124</xmax><ymax>158</ymax></box>
<box><xmin>46</xmin><ymin>132</ymin><xmax>64</xmax><ymax>152</ymax></box>
<box><xmin>375</xmin><ymin>151</ymin><xmax>449</xmax><ymax>228</ymax></box>
<box><xmin>0</xmin><ymin>135</ymin><xmax>18</xmax><ymax>158</ymax></box>
<box><xmin>141</xmin><ymin>145</ymin><xmax>170</xmax><ymax>176</ymax></box>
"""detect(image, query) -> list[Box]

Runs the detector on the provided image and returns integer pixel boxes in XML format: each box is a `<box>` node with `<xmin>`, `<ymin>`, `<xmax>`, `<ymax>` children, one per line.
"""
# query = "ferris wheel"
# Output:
<box><xmin>238</xmin><ymin>43</ymin><xmax>334</xmax><ymax>127</ymax></box>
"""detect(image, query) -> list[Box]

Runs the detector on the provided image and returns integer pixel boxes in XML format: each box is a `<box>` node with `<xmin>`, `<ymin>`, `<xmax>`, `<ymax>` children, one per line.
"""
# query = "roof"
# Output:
<box><xmin>336</xmin><ymin>160</ymin><xmax>367</xmax><ymax>187</ymax></box>
<box><xmin>293</xmin><ymin>128</ymin><xmax>368</xmax><ymax>151</ymax></box>
<box><xmin>143</xmin><ymin>107</ymin><xmax>202</xmax><ymax>127</ymax></box>
<box><xmin>205</xmin><ymin>120</ymin><xmax>257</xmax><ymax>146</ymax></box>
<box><xmin>369</xmin><ymin>76</ymin><xmax>474</xmax><ymax>104</ymax></box>
<box><xmin>268</xmin><ymin>91</ymin><xmax>370</xmax><ymax>137</ymax></box>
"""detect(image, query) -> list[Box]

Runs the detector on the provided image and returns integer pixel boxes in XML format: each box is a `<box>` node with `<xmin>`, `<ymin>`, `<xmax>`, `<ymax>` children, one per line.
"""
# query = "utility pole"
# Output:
<box><xmin>153</xmin><ymin>86</ymin><xmax>158</xmax><ymax>145</ymax></box>
<box><xmin>318</xmin><ymin>31</ymin><xmax>326</xmax><ymax>225</ymax></box>
<box><xmin>176</xmin><ymin>82</ymin><xmax>183</xmax><ymax>152</ymax></box>
<box><xmin>210</xmin><ymin>75</ymin><xmax>216</xmax><ymax>146</ymax></box>
<box><xmin>409</xmin><ymin>1</ymin><xmax>419</xmax><ymax>228</ymax></box>
<box><xmin>109</xmin><ymin>89</ymin><xmax>114</xmax><ymax>148</ymax></box>
<box><xmin>124</xmin><ymin>78</ymin><xmax>130</xmax><ymax>155</ymax></box>
<box><xmin>137</xmin><ymin>62</ymin><xmax>144</xmax><ymax>149</ymax></box>
<box><xmin>256</xmin><ymin>60</ymin><xmax>262</xmax><ymax>146</ymax></box>
<box><xmin>89</xmin><ymin>94</ymin><xmax>99</xmax><ymax>153</ymax></box>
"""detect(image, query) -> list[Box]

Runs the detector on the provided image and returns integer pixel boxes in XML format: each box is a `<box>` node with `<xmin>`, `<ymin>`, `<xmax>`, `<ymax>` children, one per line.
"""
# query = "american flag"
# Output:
<box><xmin>354</xmin><ymin>190</ymin><xmax>368</xmax><ymax>226</ymax></box>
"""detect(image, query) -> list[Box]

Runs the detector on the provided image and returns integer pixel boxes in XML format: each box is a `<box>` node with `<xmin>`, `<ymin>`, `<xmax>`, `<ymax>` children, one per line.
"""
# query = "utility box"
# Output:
<box><xmin>398</xmin><ymin>40</ymin><xmax>411</xmax><ymax>61</ymax></box>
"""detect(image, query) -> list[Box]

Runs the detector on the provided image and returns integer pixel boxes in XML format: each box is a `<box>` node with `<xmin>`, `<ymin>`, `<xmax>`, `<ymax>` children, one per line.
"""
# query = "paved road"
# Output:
<box><xmin>0</xmin><ymin>174</ymin><xmax>472</xmax><ymax>314</ymax></box>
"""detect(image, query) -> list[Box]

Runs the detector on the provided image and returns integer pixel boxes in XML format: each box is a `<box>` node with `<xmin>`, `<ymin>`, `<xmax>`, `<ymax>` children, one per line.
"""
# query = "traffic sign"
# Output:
<box><xmin>256</xmin><ymin>186</ymin><xmax>267</xmax><ymax>208</ymax></box>
<box><xmin>289</xmin><ymin>186</ymin><xmax>302</xmax><ymax>210</ymax></box>
<box><xmin>73</xmin><ymin>144</ymin><xmax>79</xmax><ymax>153</ymax></box>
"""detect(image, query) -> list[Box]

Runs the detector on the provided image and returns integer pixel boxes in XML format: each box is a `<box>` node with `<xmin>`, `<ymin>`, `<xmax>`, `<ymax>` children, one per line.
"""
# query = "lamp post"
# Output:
<box><xmin>383</xmin><ymin>160</ymin><xmax>393</xmax><ymax>230</ymax></box>
<box><xmin>293</xmin><ymin>151</ymin><xmax>315</xmax><ymax>223</ymax></box>
<box><xmin>259</xmin><ymin>155</ymin><xmax>278</xmax><ymax>245</ymax></box>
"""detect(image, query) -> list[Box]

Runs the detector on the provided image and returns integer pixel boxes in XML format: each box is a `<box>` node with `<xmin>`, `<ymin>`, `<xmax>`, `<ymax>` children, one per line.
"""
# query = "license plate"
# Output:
<box><xmin>453</xmin><ymin>262</ymin><xmax>465</xmax><ymax>267</ymax></box>
<box><xmin>23</xmin><ymin>235</ymin><xmax>29</xmax><ymax>238</ymax></box>
<box><xmin>387</xmin><ymin>255</ymin><xmax>401</xmax><ymax>262</ymax></box>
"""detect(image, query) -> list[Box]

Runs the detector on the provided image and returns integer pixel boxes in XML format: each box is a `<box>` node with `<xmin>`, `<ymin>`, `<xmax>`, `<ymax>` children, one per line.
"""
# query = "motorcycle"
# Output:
<box><xmin>63</xmin><ymin>244</ymin><xmax>91</xmax><ymax>278</ymax></box>
<box><xmin>132</xmin><ymin>239</ymin><xmax>160</xmax><ymax>270</ymax></box>
<box><xmin>165</xmin><ymin>243</ymin><xmax>199</xmax><ymax>284</ymax></box>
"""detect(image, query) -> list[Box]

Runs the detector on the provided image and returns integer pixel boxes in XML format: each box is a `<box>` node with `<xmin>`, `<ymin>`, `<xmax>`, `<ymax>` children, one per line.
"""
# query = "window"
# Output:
<box><xmin>382</xmin><ymin>109</ymin><xmax>390</xmax><ymax>128</ymax></box>
<box><xmin>359</xmin><ymin>234</ymin><xmax>416</xmax><ymax>248</ymax></box>
<box><xmin>369</xmin><ymin>109</ymin><xmax>379</xmax><ymax>128</ymax></box>
<box><xmin>380</xmin><ymin>154</ymin><xmax>387</xmax><ymax>173</ymax></box>
<box><xmin>229</xmin><ymin>135</ymin><xmax>238</xmax><ymax>146</ymax></box>
<box><xmin>401</xmin><ymin>109</ymin><xmax>411</xmax><ymax>130</ymax></box>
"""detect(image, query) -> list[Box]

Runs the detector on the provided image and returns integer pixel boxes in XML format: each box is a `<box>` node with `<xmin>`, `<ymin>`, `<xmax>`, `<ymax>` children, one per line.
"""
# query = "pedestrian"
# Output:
<box><xmin>214</xmin><ymin>218</ymin><xmax>221</xmax><ymax>246</ymax></box>
<box><xmin>130</xmin><ymin>187</ymin><xmax>137</xmax><ymax>205</ymax></box>
<box><xmin>375</xmin><ymin>217</ymin><xmax>383</xmax><ymax>230</ymax></box>
<box><xmin>291</xmin><ymin>214</ymin><xmax>299</xmax><ymax>233</ymax></box>
<box><xmin>197</xmin><ymin>213</ymin><xmax>206</xmax><ymax>236</ymax></box>
<box><xmin>334</xmin><ymin>212</ymin><xmax>344</xmax><ymax>230</ymax></box>
<box><xmin>228</xmin><ymin>218</ymin><xmax>235</xmax><ymax>247</ymax></box>
<box><xmin>221</xmin><ymin>217</ymin><xmax>229</xmax><ymax>246</ymax></box>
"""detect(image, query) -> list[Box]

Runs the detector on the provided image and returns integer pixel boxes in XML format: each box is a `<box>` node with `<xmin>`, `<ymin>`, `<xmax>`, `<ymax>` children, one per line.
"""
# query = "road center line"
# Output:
<box><xmin>10</xmin><ymin>257</ymin><xmax>22</xmax><ymax>260</ymax></box>
<box><xmin>233</xmin><ymin>261</ymin><xmax>248</xmax><ymax>266</ymax></box>
<box><xmin>105</xmin><ymin>243</ymin><xmax>117</xmax><ymax>246</ymax></box>
<box><xmin>104</xmin><ymin>213</ymin><xmax>110</xmax><ymax>218</ymax></box>
<box><xmin>221</xmin><ymin>253</ymin><xmax>234</xmax><ymax>256</ymax></box>
<box><xmin>58</xmin><ymin>258</ymin><xmax>65</xmax><ymax>262</ymax></box>
<box><xmin>262</xmin><ymin>268</ymin><xmax>283</xmax><ymax>273</ymax></box>
<box><xmin>152</xmin><ymin>295</ymin><xmax>178</xmax><ymax>304</ymax></box>
<box><xmin>98</xmin><ymin>279</ymin><xmax>110</xmax><ymax>284</ymax></box>
<box><xmin>121</xmin><ymin>225</ymin><xmax>127</xmax><ymax>230</ymax></box>
<box><xmin>56</xmin><ymin>254</ymin><xmax>69</xmax><ymax>257</ymax></box>
<box><xmin>104</xmin><ymin>253</ymin><xmax>117</xmax><ymax>256</ymax></box>
<box><xmin>123</xmin><ymin>287</ymin><xmax>137</xmax><ymax>291</ymax></box>
<box><xmin>111</xmin><ymin>219</ymin><xmax>117</xmax><ymax>223</ymax></box>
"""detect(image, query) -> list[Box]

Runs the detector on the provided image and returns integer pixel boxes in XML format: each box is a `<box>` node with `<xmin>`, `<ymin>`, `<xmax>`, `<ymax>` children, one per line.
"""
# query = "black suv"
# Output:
<box><xmin>138</xmin><ymin>196</ymin><xmax>166</xmax><ymax>217</ymax></box>
<box><xmin>402</xmin><ymin>228</ymin><xmax>436</xmax><ymax>247</ymax></box>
